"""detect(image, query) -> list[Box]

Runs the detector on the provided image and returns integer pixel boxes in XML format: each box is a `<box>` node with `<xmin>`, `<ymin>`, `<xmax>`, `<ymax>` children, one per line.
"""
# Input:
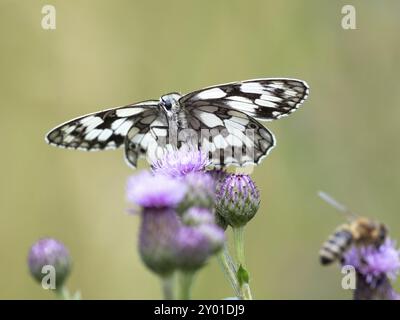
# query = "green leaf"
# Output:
<box><xmin>236</xmin><ymin>264</ymin><xmax>249</xmax><ymax>286</ymax></box>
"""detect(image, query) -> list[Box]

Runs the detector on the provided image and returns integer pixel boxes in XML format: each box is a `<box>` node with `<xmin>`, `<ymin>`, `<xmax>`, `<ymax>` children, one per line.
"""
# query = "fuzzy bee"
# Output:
<box><xmin>318</xmin><ymin>192</ymin><xmax>387</xmax><ymax>265</ymax></box>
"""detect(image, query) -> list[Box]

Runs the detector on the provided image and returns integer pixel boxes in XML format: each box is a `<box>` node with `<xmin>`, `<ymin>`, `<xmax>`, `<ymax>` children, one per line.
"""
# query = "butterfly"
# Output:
<box><xmin>45</xmin><ymin>78</ymin><xmax>309</xmax><ymax>168</ymax></box>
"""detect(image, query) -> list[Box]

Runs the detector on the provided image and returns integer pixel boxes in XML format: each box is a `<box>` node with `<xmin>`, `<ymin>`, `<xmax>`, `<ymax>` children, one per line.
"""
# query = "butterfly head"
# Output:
<box><xmin>160</xmin><ymin>93</ymin><xmax>181</xmax><ymax>114</ymax></box>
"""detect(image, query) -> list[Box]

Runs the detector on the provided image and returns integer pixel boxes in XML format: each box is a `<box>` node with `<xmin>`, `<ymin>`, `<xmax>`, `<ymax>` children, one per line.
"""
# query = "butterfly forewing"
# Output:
<box><xmin>179</xmin><ymin>78</ymin><xmax>309</xmax><ymax>120</ymax></box>
<box><xmin>45</xmin><ymin>101</ymin><xmax>159</xmax><ymax>151</ymax></box>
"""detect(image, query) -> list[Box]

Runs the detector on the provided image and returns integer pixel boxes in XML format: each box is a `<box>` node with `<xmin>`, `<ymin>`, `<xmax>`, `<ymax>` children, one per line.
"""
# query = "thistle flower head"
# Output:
<box><xmin>178</xmin><ymin>172</ymin><xmax>216</xmax><ymax>213</ymax></box>
<box><xmin>196</xmin><ymin>223</ymin><xmax>225</xmax><ymax>254</ymax></box>
<box><xmin>182</xmin><ymin>207</ymin><xmax>215</xmax><ymax>226</ymax></box>
<box><xmin>139</xmin><ymin>208</ymin><xmax>182</xmax><ymax>276</ymax></box>
<box><xmin>344</xmin><ymin>238</ymin><xmax>400</xmax><ymax>284</ymax></box>
<box><xmin>28</xmin><ymin>238</ymin><xmax>71</xmax><ymax>287</ymax></box>
<box><xmin>215</xmin><ymin>173</ymin><xmax>260</xmax><ymax>228</ymax></box>
<box><xmin>126</xmin><ymin>171</ymin><xmax>187</xmax><ymax>209</ymax></box>
<box><xmin>128</xmin><ymin>148</ymin><xmax>225</xmax><ymax>277</ymax></box>
<box><xmin>175</xmin><ymin>224</ymin><xmax>225</xmax><ymax>271</ymax></box>
<box><xmin>152</xmin><ymin>147</ymin><xmax>210</xmax><ymax>178</ymax></box>
<box><xmin>139</xmin><ymin>207</ymin><xmax>225</xmax><ymax>274</ymax></box>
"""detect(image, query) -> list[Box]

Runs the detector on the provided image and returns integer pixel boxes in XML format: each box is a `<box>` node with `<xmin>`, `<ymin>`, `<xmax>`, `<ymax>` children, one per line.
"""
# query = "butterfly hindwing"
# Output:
<box><xmin>184</xmin><ymin>104</ymin><xmax>275</xmax><ymax>166</ymax></box>
<box><xmin>124</xmin><ymin>111</ymin><xmax>170</xmax><ymax>167</ymax></box>
<box><xmin>45</xmin><ymin>101</ymin><xmax>159</xmax><ymax>151</ymax></box>
<box><xmin>179</xmin><ymin>78</ymin><xmax>309</xmax><ymax>120</ymax></box>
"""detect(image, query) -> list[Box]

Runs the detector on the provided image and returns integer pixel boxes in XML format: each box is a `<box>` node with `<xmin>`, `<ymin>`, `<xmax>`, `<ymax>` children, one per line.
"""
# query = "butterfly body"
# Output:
<box><xmin>46</xmin><ymin>78</ymin><xmax>309</xmax><ymax>168</ymax></box>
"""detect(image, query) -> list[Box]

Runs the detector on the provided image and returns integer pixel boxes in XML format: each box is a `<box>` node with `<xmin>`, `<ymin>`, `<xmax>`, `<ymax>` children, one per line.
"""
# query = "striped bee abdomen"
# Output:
<box><xmin>319</xmin><ymin>229</ymin><xmax>353</xmax><ymax>265</ymax></box>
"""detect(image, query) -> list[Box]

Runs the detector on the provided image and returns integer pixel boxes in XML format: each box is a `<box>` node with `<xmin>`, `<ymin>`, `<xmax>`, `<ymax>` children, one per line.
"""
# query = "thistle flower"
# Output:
<box><xmin>215</xmin><ymin>174</ymin><xmax>260</xmax><ymax>228</ymax></box>
<box><xmin>152</xmin><ymin>147</ymin><xmax>210</xmax><ymax>178</ymax></box>
<box><xmin>28</xmin><ymin>238</ymin><xmax>71</xmax><ymax>288</ymax></box>
<box><xmin>138</xmin><ymin>206</ymin><xmax>225</xmax><ymax>275</ymax></box>
<box><xmin>196</xmin><ymin>223</ymin><xmax>226</xmax><ymax>254</ymax></box>
<box><xmin>175</xmin><ymin>224</ymin><xmax>225</xmax><ymax>271</ymax></box>
<box><xmin>127</xmin><ymin>171</ymin><xmax>186</xmax><ymax>275</ymax></box>
<box><xmin>354</xmin><ymin>273</ymin><xmax>399</xmax><ymax>300</ymax></box>
<box><xmin>139</xmin><ymin>208</ymin><xmax>182</xmax><ymax>276</ymax></box>
<box><xmin>344</xmin><ymin>239</ymin><xmax>400</xmax><ymax>283</ymax></box>
<box><xmin>183</xmin><ymin>207</ymin><xmax>226</xmax><ymax>252</ymax></box>
<box><xmin>343</xmin><ymin>238</ymin><xmax>400</xmax><ymax>300</ymax></box>
<box><xmin>182</xmin><ymin>207</ymin><xmax>216</xmax><ymax>226</ymax></box>
<box><xmin>178</xmin><ymin>172</ymin><xmax>216</xmax><ymax>213</ymax></box>
<box><xmin>126</xmin><ymin>171</ymin><xmax>187</xmax><ymax>209</ymax></box>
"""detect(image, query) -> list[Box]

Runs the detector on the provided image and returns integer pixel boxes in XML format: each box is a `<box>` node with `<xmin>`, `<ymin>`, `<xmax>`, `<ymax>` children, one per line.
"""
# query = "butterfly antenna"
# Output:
<box><xmin>317</xmin><ymin>191</ymin><xmax>357</xmax><ymax>220</ymax></box>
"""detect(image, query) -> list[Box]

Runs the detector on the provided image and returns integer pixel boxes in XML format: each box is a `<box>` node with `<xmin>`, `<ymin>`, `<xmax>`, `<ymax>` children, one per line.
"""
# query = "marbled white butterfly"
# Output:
<box><xmin>45</xmin><ymin>78</ymin><xmax>309</xmax><ymax>167</ymax></box>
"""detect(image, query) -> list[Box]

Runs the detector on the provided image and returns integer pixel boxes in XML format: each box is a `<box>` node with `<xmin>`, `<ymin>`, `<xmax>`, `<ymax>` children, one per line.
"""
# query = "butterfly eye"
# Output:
<box><xmin>162</xmin><ymin>98</ymin><xmax>172</xmax><ymax>110</ymax></box>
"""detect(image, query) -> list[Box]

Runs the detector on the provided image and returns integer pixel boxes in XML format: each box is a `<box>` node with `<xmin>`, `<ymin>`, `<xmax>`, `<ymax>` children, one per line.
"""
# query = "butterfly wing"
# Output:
<box><xmin>184</xmin><ymin>105</ymin><xmax>275</xmax><ymax>166</ymax></box>
<box><xmin>124</xmin><ymin>111</ymin><xmax>170</xmax><ymax>168</ymax></box>
<box><xmin>45</xmin><ymin>100</ymin><xmax>160</xmax><ymax>151</ymax></box>
<box><xmin>179</xmin><ymin>78</ymin><xmax>309</xmax><ymax>120</ymax></box>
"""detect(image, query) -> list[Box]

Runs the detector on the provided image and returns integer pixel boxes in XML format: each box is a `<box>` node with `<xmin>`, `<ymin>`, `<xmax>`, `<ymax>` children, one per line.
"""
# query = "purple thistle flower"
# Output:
<box><xmin>182</xmin><ymin>207</ymin><xmax>216</xmax><ymax>226</ymax></box>
<box><xmin>139</xmin><ymin>208</ymin><xmax>182</xmax><ymax>276</ymax></box>
<box><xmin>196</xmin><ymin>223</ymin><xmax>226</xmax><ymax>254</ymax></box>
<box><xmin>174</xmin><ymin>227</ymin><xmax>213</xmax><ymax>271</ymax></box>
<box><xmin>28</xmin><ymin>238</ymin><xmax>71</xmax><ymax>287</ymax></box>
<box><xmin>152</xmin><ymin>147</ymin><xmax>210</xmax><ymax>178</ymax></box>
<box><xmin>343</xmin><ymin>238</ymin><xmax>400</xmax><ymax>300</ymax></box>
<box><xmin>215</xmin><ymin>174</ymin><xmax>260</xmax><ymax>228</ymax></box>
<box><xmin>126</xmin><ymin>171</ymin><xmax>187</xmax><ymax>209</ymax></box>
<box><xmin>178</xmin><ymin>172</ymin><xmax>216</xmax><ymax>213</ymax></box>
<box><xmin>354</xmin><ymin>273</ymin><xmax>400</xmax><ymax>300</ymax></box>
<box><xmin>174</xmin><ymin>224</ymin><xmax>225</xmax><ymax>271</ymax></box>
<box><xmin>344</xmin><ymin>239</ymin><xmax>400</xmax><ymax>284</ymax></box>
<box><xmin>139</xmin><ymin>207</ymin><xmax>225</xmax><ymax>274</ymax></box>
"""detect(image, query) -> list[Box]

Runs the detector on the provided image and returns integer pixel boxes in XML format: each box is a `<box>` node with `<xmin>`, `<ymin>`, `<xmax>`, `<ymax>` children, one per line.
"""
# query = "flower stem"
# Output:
<box><xmin>161</xmin><ymin>274</ymin><xmax>175</xmax><ymax>300</ymax></box>
<box><xmin>233</xmin><ymin>227</ymin><xmax>245</xmax><ymax>266</ymax></box>
<box><xmin>218</xmin><ymin>245</ymin><xmax>240</xmax><ymax>297</ymax></box>
<box><xmin>233</xmin><ymin>226</ymin><xmax>253</xmax><ymax>300</ymax></box>
<box><xmin>241</xmin><ymin>283</ymin><xmax>253</xmax><ymax>300</ymax></box>
<box><xmin>55</xmin><ymin>286</ymin><xmax>70</xmax><ymax>300</ymax></box>
<box><xmin>179</xmin><ymin>271</ymin><xmax>194</xmax><ymax>300</ymax></box>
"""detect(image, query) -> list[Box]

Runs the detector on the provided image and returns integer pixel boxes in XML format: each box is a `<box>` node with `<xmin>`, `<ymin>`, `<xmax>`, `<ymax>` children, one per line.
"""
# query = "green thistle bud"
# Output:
<box><xmin>215</xmin><ymin>174</ymin><xmax>260</xmax><ymax>228</ymax></box>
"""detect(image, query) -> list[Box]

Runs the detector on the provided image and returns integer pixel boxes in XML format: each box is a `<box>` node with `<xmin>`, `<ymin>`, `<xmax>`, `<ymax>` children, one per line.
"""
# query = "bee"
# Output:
<box><xmin>318</xmin><ymin>192</ymin><xmax>388</xmax><ymax>265</ymax></box>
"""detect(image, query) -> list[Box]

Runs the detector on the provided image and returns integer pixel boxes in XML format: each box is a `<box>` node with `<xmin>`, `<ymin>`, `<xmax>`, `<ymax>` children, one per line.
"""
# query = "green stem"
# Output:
<box><xmin>233</xmin><ymin>226</ymin><xmax>253</xmax><ymax>300</ymax></box>
<box><xmin>161</xmin><ymin>274</ymin><xmax>175</xmax><ymax>300</ymax></box>
<box><xmin>233</xmin><ymin>227</ymin><xmax>245</xmax><ymax>266</ymax></box>
<box><xmin>218</xmin><ymin>245</ymin><xmax>240</xmax><ymax>297</ymax></box>
<box><xmin>55</xmin><ymin>286</ymin><xmax>70</xmax><ymax>300</ymax></box>
<box><xmin>241</xmin><ymin>283</ymin><xmax>253</xmax><ymax>300</ymax></box>
<box><xmin>179</xmin><ymin>271</ymin><xmax>194</xmax><ymax>300</ymax></box>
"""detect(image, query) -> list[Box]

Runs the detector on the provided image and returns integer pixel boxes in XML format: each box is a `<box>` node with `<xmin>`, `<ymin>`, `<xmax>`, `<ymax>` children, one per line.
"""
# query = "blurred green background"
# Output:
<box><xmin>1</xmin><ymin>0</ymin><xmax>399</xmax><ymax>299</ymax></box>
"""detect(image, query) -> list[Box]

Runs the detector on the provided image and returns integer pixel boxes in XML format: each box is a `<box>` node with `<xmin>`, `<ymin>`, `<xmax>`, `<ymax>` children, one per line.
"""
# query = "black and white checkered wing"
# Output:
<box><xmin>184</xmin><ymin>105</ymin><xmax>275</xmax><ymax>166</ymax></box>
<box><xmin>124</xmin><ymin>111</ymin><xmax>170</xmax><ymax>168</ymax></box>
<box><xmin>179</xmin><ymin>78</ymin><xmax>309</xmax><ymax>120</ymax></box>
<box><xmin>45</xmin><ymin>100</ymin><xmax>159</xmax><ymax>151</ymax></box>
